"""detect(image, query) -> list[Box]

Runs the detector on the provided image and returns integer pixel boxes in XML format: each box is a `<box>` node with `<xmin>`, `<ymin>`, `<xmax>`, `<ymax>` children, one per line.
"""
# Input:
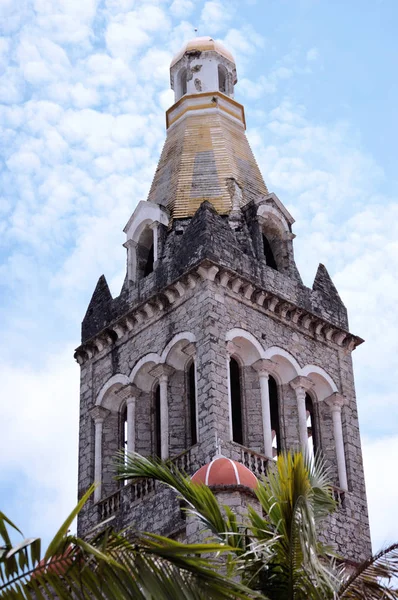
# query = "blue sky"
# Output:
<box><xmin>1</xmin><ymin>0</ymin><xmax>397</xmax><ymax>551</ymax></box>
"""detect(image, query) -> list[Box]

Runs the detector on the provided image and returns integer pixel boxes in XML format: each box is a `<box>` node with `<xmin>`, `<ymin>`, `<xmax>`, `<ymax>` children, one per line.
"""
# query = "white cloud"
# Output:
<box><xmin>200</xmin><ymin>1</ymin><xmax>233</xmax><ymax>33</ymax></box>
<box><xmin>306</xmin><ymin>47</ymin><xmax>319</xmax><ymax>62</ymax></box>
<box><xmin>363</xmin><ymin>436</ymin><xmax>398</xmax><ymax>550</ymax></box>
<box><xmin>0</xmin><ymin>347</ymin><xmax>80</xmax><ymax>539</ymax></box>
<box><xmin>170</xmin><ymin>0</ymin><xmax>194</xmax><ymax>18</ymax></box>
<box><xmin>105</xmin><ymin>5</ymin><xmax>170</xmax><ymax>60</ymax></box>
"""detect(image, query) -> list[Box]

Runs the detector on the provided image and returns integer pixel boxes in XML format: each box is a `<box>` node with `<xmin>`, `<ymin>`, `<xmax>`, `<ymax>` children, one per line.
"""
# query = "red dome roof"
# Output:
<box><xmin>192</xmin><ymin>457</ymin><xmax>258</xmax><ymax>490</ymax></box>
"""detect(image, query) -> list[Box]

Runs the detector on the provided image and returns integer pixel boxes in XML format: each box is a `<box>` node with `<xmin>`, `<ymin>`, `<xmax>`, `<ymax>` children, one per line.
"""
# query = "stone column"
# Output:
<box><xmin>149</xmin><ymin>221</ymin><xmax>159</xmax><ymax>263</ymax></box>
<box><xmin>325</xmin><ymin>393</ymin><xmax>348</xmax><ymax>490</ymax></box>
<box><xmin>289</xmin><ymin>376</ymin><xmax>315</xmax><ymax>451</ymax></box>
<box><xmin>150</xmin><ymin>364</ymin><xmax>175</xmax><ymax>460</ymax></box>
<box><xmin>253</xmin><ymin>359</ymin><xmax>277</xmax><ymax>459</ymax></box>
<box><xmin>89</xmin><ymin>406</ymin><xmax>110</xmax><ymax>503</ymax></box>
<box><xmin>117</xmin><ymin>383</ymin><xmax>140</xmax><ymax>455</ymax></box>
<box><xmin>123</xmin><ymin>239</ymin><xmax>138</xmax><ymax>283</ymax></box>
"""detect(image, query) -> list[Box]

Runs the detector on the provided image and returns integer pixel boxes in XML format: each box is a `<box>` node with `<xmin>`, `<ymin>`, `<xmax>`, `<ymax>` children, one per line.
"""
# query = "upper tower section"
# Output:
<box><xmin>147</xmin><ymin>36</ymin><xmax>268</xmax><ymax>219</ymax></box>
<box><xmin>170</xmin><ymin>36</ymin><xmax>237</xmax><ymax>101</ymax></box>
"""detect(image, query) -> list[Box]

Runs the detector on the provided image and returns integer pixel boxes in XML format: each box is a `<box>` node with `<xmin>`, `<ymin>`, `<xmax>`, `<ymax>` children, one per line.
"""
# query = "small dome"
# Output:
<box><xmin>170</xmin><ymin>36</ymin><xmax>235</xmax><ymax>68</ymax></box>
<box><xmin>192</xmin><ymin>457</ymin><xmax>258</xmax><ymax>490</ymax></box>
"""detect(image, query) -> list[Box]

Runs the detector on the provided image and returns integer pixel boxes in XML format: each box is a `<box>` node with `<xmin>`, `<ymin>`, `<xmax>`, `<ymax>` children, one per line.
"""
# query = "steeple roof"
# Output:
<box><xmin>170</xmin><ymin>36</ymin><xmax>235</xmax><ymax>67</ymax></box>
<box><xmin>147</xmin><ymin>37</ymin><xmax>268</xmax><ymax>219</ymax></box>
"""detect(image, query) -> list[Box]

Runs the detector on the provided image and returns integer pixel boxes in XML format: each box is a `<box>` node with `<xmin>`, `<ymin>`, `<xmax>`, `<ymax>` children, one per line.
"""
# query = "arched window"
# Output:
<box><xmin>154</xmin><ymin>384</ymin><xmax>161</xmax><ymax>458</ymax></box>
<box><xmin>218</xmin><ymin>65</ymin><xmax>227</xmax><ymax>94</ymax></box>
<box><xmin>230</xmin><ymin>357</ymin><xmax>243</xmax><ymax>445</ymax></box>
<box><xmin>179</xmin><ymin>67</ymin><xmax>187</xmax><ymax>98</ymax></box>
<box><xmin>262</xmin><ymin>234</ymin><xmax>278</xmax><ymax>270</ymax></box>
<box><xmin>120</xmin><ymin>405</ymin><xmax>128</xmax><ymax>484</ymax></box>
<box><xmin>137</xmin><ymin>227</ymin><xmax>154</xmax><ymax>280</ymax></box>
<box><xmin>188</xmin><ymin>362</ymin><xmax>197</xmax><ymax>446</ymax></box>
<box><xmin>269</xmin><ymin>376</ymin><xmax>280</xmax><ymax>458</ymax></box>
<box><xmin>305</xmin><ymin>393</ymin><xmax>317</xmax><ymax>458</ymax></box>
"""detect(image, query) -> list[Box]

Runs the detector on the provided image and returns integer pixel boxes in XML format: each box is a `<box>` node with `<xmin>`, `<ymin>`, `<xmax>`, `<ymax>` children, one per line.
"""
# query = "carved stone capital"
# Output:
<box><xmin>149</xmin><ymin>363</ymin><xmax>175</xmax><ymax>381</ymax></box>
<box><xmin>226</xmin><ymin>340</ymin><xmax>240</xmax><ymax>358</ymax></box>
<box><xmin>123</xmin><ymin>239</ymin><xmax>138</xmax><ymax>250</ymax></box>
<box><xmin>116</xmin><ymin>383</ymin><xmax>140</xmax><ymax>403</ymax></box>
<box><xmin>325</xmin><ymin>392</ymin><xmax>347</xmax><ymax>412</ymax></box>
<box><xmin>289</xmin><ymin>376</ymin><xmax>315</xmax><ymax>393</ymax></box>
<box><xmin>89</xmin><ymin>406</ymin><xmax>110</xmax><ymax>424</ymax></box>
<box><xmin>181</xmin><ymin>342</ymin><xmax>196</xmax><ymax>357</ymax></box>
<box><xmin>252</xmin><ymin>358</ymin><xmax>276</xmax><ymax>377</ymax></box>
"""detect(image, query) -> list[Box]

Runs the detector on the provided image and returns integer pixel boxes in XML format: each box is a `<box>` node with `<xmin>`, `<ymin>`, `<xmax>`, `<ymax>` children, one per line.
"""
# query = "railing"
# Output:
<box><xmin>97</xmin><ymin>447</ymin><xmax>196</xmax><ymax>523</ymax></box>
<box><xmin>98</xmin><ymin>489</ymin><xmax>121</xmax><ymax>522</ymax></box>
<box><xmin>170</xmin><ymin>446</ymin><xmax>196</xmax><ymax>474</ymax></box>
<box><xmin>240</xmin><ymin>447</ymin><xmax>269</xmax><ymax>479</ymax></box>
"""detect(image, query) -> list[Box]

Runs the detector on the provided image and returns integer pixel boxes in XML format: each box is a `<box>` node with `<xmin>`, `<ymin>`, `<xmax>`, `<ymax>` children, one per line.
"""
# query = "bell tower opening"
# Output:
<box><xmin>262</xmin><ymin>234</ymin><xmax>278</xmax><ymax>270</ymax></box>
<box><xmin>137</xmin><ymin>226</ymin><xmax>154</xmax><ymax>280</ymax></box>
<box><xmin>154</xmin><ymin>384</ymin><xmax>161</xmax><ymax>458</ymax></box>
<box><xmin>218</xmin><ymin>65</ymin><xmax>227</xmax><ymax>94</ymax></box>
<box><xmin>229</xmin><ymin>357</ymin><xmax>243</xmax><ymax>445</ymax></box>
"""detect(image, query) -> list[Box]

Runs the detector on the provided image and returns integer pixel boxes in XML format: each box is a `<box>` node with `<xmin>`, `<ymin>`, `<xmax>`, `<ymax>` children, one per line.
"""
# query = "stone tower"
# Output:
<box><xmin>75</xmin><ymin>36</ymin><xmax>372</xmax><ymax>562</ymax></box>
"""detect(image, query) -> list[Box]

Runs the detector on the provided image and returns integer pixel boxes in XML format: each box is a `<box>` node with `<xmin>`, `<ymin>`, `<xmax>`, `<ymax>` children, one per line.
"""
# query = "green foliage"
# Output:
<box><xmin>0</xmin><ymin>484</ymin><xmax>257</xmax><ymax>600</ymax></box>
<box><xmin>118</xmin><ymin>450</ymin><xmax>398</xmax><ymax>600</ymax></box>
<box><xmin>2</xmin><ymin>450</ymin><xmax>398</xmax><ymax>599</ymax></box>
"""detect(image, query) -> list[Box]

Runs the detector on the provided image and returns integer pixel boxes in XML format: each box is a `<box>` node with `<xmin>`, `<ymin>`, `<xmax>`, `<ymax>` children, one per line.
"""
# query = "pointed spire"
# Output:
<box><xmin>312</xmin><ymin>264</ymin><xmax>344</xmax><ymax>305</ymax></box>
<box><xmin>82</xmin><ymin>275</ymin><xmax>113</xmax><ymax>342</ymax></box>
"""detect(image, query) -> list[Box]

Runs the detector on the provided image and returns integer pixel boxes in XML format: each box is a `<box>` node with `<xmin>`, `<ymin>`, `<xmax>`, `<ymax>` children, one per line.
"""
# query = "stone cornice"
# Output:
<box><xmin>74</xmin><ymin>260</ymin><xmax>363</xmax><ymax>366</ymax></box>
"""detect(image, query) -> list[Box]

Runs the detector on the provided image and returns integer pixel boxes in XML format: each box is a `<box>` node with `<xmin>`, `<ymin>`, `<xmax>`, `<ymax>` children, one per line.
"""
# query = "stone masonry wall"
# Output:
<box><xmin>77</xmin><ymin>273</ymin><xmax>371</xmax><ymax>562</ymax></box>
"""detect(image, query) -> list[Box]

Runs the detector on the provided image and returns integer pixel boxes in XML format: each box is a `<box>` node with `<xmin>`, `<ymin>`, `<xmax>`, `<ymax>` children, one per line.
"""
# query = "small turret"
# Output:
<box><xmin>170</xmin><ymin>36</ymin><xmax>237</xmax><ymax>101</ymax></box>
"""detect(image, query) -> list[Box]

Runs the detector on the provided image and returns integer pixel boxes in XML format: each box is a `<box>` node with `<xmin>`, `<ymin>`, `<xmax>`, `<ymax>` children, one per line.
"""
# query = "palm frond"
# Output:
<box><xmin>338</xmin><ymin>543</ymin><xmax>398</xmax><ymax>599</ymax></box>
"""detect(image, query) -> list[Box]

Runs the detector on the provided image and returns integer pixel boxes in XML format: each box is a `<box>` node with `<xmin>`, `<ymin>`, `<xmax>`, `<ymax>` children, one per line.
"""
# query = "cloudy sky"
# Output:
<box><xmin>1</xmin><ymin>0</ymin><xmax>397</xmax><ymax>551</ymax></box>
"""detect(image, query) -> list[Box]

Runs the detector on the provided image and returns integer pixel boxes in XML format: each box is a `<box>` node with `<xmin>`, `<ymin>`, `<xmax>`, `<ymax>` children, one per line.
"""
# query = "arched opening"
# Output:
<box><xmin>230</xmin><ymin>357</ymin><xmax>243</xmax><ymax>445</ymax></box>
<box><xmin>179</xmin><ymin>67</ymin><xmax>187</xmax><ymax>98</ymax></box>
<box><xmin>137</xmin><ymin>227</ymin><xmax>154</xmax><ymax>280</ymax></box>
<box><xmin>218</xmin><ymin>65</ymin><xmax>227</xmax><ymax>94</ymax></box>
<box><xmin>305</xmin><ymin>393</ymin><xmax>317</xmax><ymax>458</ymax></box>
<box><xmin>269</xmin><ymin>376</ymin><xmax>280</xmax><ymax>458</ymax></box>
<box><xmin>262</xmin><ymin>234</ymin><xmax>278</xmax><ymax>270</ymax></box>
<box><xmin>154</xmin><ymin>384</ymin><xmax>161</xmax><ymax>458</ymax></box>
<box><xmin>120</xmin><ymin>404</ymin><xmax>128</xmax><ymax>485</ymax></box>
<box><xmin>188</xmin><ymin>362</ymin><xmax>197</xmax><ymax>446</ymax></box>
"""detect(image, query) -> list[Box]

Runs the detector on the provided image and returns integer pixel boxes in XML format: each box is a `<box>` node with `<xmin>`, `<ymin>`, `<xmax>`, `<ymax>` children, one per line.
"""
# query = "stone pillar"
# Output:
<box><xmin>123</xmin><ymin>239</ymin><xmax>138</xmax><ymax>283</ymax></box>
<box><xmin>325</xmin><ymin>393</ymin><xmax>348</xmax><ymax>490</ymax></box>
<box><xmin>149</xmin><ymin>221</ymin><xmax>159</xmax><ymax>263</ymax></box>
<box><xmin>253</xmin><ymin>359</ymin><xmax>277</xmax><ymax>459</ymax></box>
<box><xmin>89</xmin><ymin>406</ymin><xmax>110</xmax><ymax>503</ymax></box>
<box><xmin>117</xmin><ymin>383</ymin><xmax>140</xmax><ymax>455</ymax></box>
<box><xmin>289</xmin><ymin>376</ymin><xmax>315</xmax><ymax>451</ymax></box>
<box><xmin>150</xmin><ymin>364</ymin><xmax>175</xmax><ymax>460</ymax></box>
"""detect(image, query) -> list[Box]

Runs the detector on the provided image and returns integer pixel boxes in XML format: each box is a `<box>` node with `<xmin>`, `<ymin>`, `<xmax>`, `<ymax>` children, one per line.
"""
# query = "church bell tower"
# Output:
<box><xmin>75</xmin><ymin>37</ymin><xmax>372</xmax><ymax>562</ymax></box>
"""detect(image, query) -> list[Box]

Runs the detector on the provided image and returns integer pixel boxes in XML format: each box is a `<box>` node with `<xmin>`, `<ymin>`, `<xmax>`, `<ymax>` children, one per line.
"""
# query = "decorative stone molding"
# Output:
<box><xmin>290</xmin><ymin>376</ymin><xmax>315</xmax><ymax>450</ymax></box>
<box><xmin>149</xmin><ymin>364</ymin><xmax>175</xmax><ymax>459</ymax></box>
<box><xmin>325</xmin><ymin>393</ymin><xmax>348</xmax><ymax>490</ymax></box>
<box><xmin>74</xmin><ymin>260</ymin><xmax>363</xmax><ymax>366</ymax></box>
<box><xmin>90</xmin><ymin>406</ymin><xmax>110</xmax><ymax>503</ymax></box>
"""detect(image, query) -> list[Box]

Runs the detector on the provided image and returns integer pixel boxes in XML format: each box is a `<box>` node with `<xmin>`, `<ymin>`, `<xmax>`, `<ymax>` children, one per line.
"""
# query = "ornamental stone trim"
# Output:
<box><xmin>74</xmin><ymin>260</ymin><xmax>363</xmax><ymax>366</ymax></box>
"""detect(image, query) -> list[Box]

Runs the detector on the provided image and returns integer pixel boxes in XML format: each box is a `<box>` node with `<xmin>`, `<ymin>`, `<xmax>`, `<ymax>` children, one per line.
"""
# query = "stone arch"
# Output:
<box><xmin>96</xmin><ymin>373</ymin><xmax>130</xmax><ymax>410</ymax></box>
<box><xmin>301</xmin><ymin>364</ymin><xmax>338</xmax><ymax>401</ymax></box>
<box><xmin>161</xmin><ymin>331</ymin><xmax>196</xmax><ymax>369</ymax></box>
<box><xmin>263</xmin><ymin>346</ymin><xmax>301</xmax><ymax>384</ymax></box>
<box><xmin>130</xmin><ymin>352</ymin><xmax>161</xmax><ymax>392</ymax></box>
<box><xmin>162</xmin><ymin>331</ymin><xmax>197</xmax><ymax>453</ymax></box>
<box><xmin>257</xmin><ymin>205</ymin><xmax>290</xmax><ymax>272</ymax></box>
<box><xmin>226</xmin><ymin>328</ymin><xmax>266</xmax><ymax>365</ymax></box>
<box><xmin>177</xmin><ymin>66</ymin><xmax>187</xmax><ymax>99</ymax></box>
